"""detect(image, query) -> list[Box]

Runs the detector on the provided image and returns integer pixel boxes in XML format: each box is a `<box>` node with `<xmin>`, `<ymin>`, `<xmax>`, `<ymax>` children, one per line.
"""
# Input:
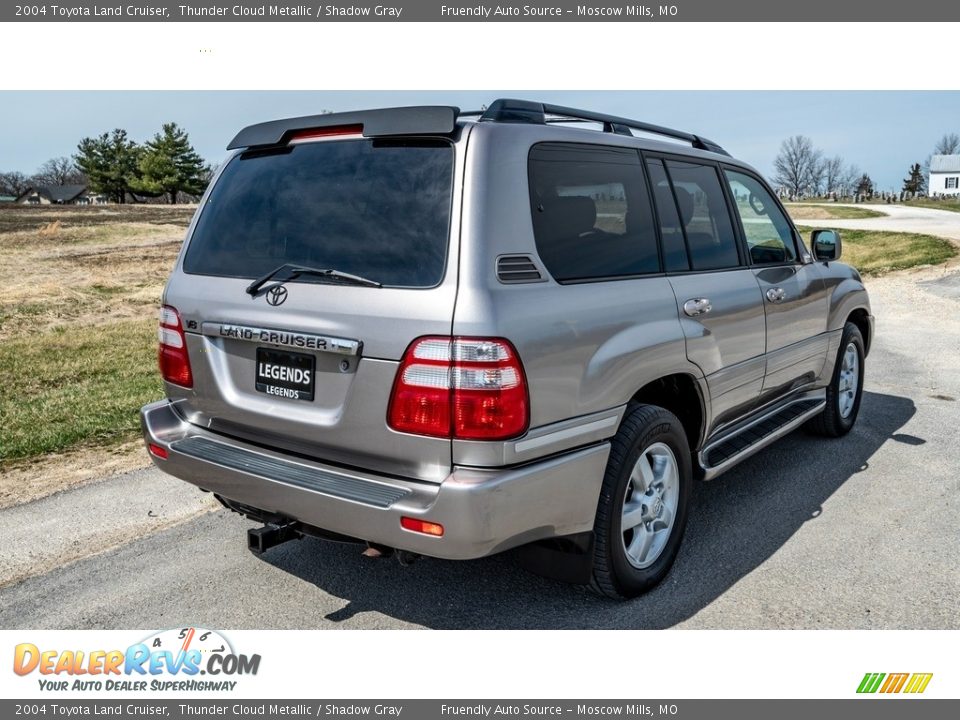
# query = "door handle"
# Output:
<box><xmin>683</xmin><ymin>298</ymin><xmax>712</xmax><ymax>317</ymax></box>
<box><xmin>766</xmin><ymin>287</ymin><xmax>786</xmax><ymax>303</ymax></box>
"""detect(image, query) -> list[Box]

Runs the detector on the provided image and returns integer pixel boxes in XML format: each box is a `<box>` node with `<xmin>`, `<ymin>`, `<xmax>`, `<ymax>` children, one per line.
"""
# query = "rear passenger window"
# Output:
<box><xmin>664</xmin><ymin>160</ymin><xmax>741</xmax><ymax>271</ymax></box>
<box><xmin>528</xmin><ymin>143</ymin><xmax>659</xmax><ymax>282</ymax></box>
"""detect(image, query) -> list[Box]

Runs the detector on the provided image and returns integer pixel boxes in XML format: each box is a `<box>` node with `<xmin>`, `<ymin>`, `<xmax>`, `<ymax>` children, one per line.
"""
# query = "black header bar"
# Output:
<box><xmin>3</xmin><ymin>1</ymin><xmax>958</xmax><ymax>22</ymax></box>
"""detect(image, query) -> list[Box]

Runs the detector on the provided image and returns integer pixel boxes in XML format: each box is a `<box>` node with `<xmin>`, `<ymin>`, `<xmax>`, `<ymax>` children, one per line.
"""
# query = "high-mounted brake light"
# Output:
<box><xmin>387</xmin><ymin>337</ymin><xmax>529</xmax><ymax>441</ymax></box>
<box><xmin>157</xmin><ymin>305</ymin><xmax>193</xmax><ymax>388</ymax></box>
<box><xmin>288</xmin><ymin>124</ymin><xmax>364</xmax><ymax>143</ymax></box>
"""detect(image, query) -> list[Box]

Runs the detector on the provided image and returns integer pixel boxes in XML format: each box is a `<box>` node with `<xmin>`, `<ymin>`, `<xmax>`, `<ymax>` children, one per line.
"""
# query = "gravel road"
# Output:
<box><xmin>801</xmin><ymin>203</ymin><xmax>960</xmax><ymax>242</ymax></box>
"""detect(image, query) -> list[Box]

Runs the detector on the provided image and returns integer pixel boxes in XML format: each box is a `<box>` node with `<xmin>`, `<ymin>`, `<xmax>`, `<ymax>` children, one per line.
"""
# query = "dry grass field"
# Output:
<box><xmin>0</xmin><ymin>202</ymin><xmax>956</xmax><ymax>510</ymax></box>
<box><xmin>0</xmin><ymin>205</ymin><xmax>194</xmax><ymax>505</ymax></box>
<box><xmin>783</xmin><ymin>203</ymin><xmax>886</xmax><ymax>220</ymax></box>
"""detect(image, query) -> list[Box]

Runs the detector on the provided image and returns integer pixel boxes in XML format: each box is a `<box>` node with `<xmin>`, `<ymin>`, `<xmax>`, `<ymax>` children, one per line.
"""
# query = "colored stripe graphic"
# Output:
<box><xmin>904</xmin><ymin>673</ymin><xmax>933</xmax><ymax>694</ymax></box>
<box><xmin>880</xmin><ymin>673</ymin><xmax>909</xmax><ymax>693</ymax></box>
<box><xmin>857</xmin><ymin>672</ymin><xmax>932</xmax><ymax>694</ymax></box>
<box><xmin>857</xmin><ymin>673</ymin><xmax>885</xmax><ymax>693</ymax></box>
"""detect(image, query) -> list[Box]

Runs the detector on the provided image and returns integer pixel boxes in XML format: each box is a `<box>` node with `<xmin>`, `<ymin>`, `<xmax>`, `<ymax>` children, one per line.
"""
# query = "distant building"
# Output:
<box><xmin>0</xmin><ymin>194</ymin><xmax>16</xmax><ymax>203</ymax></box>
<box><xmin>15</xmin><ymin>185</ymin><xmax>108</xmax><ymax>205</ymax></box>
<box><xmin>929</xmin><ymin>155</ymin><xmax>960</xmax><ymax>197</ymax></box>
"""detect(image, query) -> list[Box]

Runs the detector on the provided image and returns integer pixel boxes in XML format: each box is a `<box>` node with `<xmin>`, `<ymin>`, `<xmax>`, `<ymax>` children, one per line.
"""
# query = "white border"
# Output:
<box><xmin>0</xmin><ymin>22</ymin><xmax>958</xmax><ymax>91</ymax></box>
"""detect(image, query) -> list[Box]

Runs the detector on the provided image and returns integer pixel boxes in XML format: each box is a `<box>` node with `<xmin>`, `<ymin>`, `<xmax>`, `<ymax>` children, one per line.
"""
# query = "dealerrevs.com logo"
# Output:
<box><xmin>857</xmin><ymin>672</ymin><xmax>933</xmax><ymax>694</ymax></box>
<box><xmin>13</xmin><ymin>628</ymin><xmax>261</xmax><ymax>692</ymax></box>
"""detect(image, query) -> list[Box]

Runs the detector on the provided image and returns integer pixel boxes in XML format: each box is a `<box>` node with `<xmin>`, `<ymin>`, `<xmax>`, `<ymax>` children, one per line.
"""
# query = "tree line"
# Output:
<box><xmin>0</xmin><ymin>123</ymin><xmax>209</xmax><ymax>204</ymax></box>
<box><xmin>773</xmin><ymin>132</ymin><xmax>960</xmax><ymax>200</ymax></box>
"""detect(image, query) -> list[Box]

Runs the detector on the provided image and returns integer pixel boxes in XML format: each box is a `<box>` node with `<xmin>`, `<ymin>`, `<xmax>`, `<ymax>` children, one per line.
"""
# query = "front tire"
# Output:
<box><xmin>806</xmin><ymin>321</ymin><xmax>865</xmax><ymax>437</ymax></box>
<box><xmin>590</xmin><ymin>404</ymin><xmax>692</xmax><ymax>599</ymax></box>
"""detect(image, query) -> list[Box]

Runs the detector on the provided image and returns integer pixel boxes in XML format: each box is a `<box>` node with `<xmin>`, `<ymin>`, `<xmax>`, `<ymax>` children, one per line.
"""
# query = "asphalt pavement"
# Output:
<box><xmin>1</xmin><ymin>207</ymin><xmax>958</xmax><ymax>630</ymax></box>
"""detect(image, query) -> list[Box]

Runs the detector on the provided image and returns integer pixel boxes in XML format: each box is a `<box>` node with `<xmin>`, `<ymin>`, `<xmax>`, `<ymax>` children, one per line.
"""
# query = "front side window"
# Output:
<box><xmin>724</xmin><ymin>170</ymin><xmax>797</xmax><ymax>265</ymax></box>
<box><xmin>664</xmin><ymin>160</ymin><xmax>741</xmax><ymax>271</ymax></box>
<box><xmin>528</xmin><ymin>143</ymin><xmax>659</xmax><ymax>282</ymax></box>
<box><xmin>946</xmin><ymin>177</ymin><xmax>959</xmax><ymax>190</ymax></box>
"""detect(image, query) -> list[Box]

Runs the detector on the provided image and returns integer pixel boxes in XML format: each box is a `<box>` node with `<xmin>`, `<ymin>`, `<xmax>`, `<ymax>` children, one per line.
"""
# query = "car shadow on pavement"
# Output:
<box><xmin>259</xmin><ymin>390</ymin><xmax>916</xmax><ymax>629</ymax></box>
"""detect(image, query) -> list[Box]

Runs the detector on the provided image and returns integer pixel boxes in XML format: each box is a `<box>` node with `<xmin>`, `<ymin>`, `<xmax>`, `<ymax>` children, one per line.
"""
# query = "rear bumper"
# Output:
<box><xmin>140</xmin><ymin>400</ymin><xmax>609</xmax><ymax>560</ymax></box>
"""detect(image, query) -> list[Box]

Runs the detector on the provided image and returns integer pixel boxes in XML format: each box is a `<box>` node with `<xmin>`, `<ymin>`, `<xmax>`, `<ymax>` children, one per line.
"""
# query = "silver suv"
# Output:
<box><xmin>141</xmin><ymin>99</ymin><xmax>873</xmax><ymax>598</ymax></box>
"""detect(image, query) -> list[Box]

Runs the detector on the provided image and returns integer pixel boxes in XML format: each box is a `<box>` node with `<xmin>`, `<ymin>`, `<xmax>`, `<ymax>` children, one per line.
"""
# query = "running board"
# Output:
<box><xmin>699</xmin><ymin>394</ymin><xmax>826</xmax><ymax>480</ymax></box>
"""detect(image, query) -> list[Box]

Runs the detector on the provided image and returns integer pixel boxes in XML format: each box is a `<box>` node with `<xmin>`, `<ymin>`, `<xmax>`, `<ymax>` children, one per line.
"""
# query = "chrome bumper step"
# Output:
<box><xmin>170</xmin><ymin>436</ymin><xmax>411</xmax><ymax>509</ymax></box>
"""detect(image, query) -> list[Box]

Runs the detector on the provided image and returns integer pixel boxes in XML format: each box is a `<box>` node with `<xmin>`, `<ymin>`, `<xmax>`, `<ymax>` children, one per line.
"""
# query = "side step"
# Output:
<box><xmin>700</xmin><ymin>394</ymin><xmax>826</xmax><ymax>480</ymax></box>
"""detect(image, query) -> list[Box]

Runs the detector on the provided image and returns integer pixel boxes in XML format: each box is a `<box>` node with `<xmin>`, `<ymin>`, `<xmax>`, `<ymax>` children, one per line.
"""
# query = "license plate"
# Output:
<box><xmin>255</xmin><ymin>348</ymin><xmax>315</xmax><ymax>402</ymax></box>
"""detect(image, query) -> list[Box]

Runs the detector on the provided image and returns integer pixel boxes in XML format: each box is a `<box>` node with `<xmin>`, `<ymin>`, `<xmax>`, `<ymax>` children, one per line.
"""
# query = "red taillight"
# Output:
<box><xmin>401</xmin><ymin>517</ymin><xmax>444</xmax><ymax>537</ymax></box>
<box><xmin>157</xmin><ymin>305</ymin><xmax>193</xmax><ymax>388</ymax></box>
<box><xmin>148</xmin><ymin>443</ymin><xmax>169</xmax><ymax>460</ymax></box>
<box><xmin>387</xmin><ymin>337</ymin><xmax>529</xmax><ymax>441</ymax></box>
<box><xmin>288</xmin><ymin>124</ymin><xmax>364</xmax><ymax>143</ymax></box>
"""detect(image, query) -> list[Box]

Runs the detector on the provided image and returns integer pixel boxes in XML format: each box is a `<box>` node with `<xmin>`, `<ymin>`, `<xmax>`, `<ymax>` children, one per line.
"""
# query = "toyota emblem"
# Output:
<box><xmin>265</xmin><ymin>285</ymin><xmax>288</xmax><ymax>306</ymax></box>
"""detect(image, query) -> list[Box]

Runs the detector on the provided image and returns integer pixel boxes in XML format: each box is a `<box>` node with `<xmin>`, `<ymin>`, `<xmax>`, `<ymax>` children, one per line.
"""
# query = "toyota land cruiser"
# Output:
<box><xmin>141</xmin><ymin>99</ymin><xmax>874</xmax><ymax>598</ymax></box>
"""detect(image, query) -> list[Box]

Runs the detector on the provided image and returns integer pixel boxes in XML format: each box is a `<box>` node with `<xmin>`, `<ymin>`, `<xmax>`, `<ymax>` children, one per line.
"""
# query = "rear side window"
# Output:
<box><xmin>183</xmin><ymin>138</ymin><xmax>454</xmax><ymax>288</ymax></box>
<box><xmin>528</xmin><ymin>143</ymin><xmax>659</xmax><ymax>282</ymax></box>
<box><xmin>664</xmin><ymin>160</ymin><xmax>741</xmax><ymax>271</ymax></box>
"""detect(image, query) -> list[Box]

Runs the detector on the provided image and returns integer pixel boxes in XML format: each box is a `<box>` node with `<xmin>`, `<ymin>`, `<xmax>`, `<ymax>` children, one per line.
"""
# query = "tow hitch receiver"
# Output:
<box><xmin>247</xmin><ymin>522</ymin><xmax>301</xmax><ymax>555</ymax></box>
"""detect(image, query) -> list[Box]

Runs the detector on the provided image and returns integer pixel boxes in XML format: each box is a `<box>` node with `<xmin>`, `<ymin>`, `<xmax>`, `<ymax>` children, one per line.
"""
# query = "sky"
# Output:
<box><xmin>2</xmin><ymin>91</ymin><xmax>958</xmax><ymax>191</ymax></box>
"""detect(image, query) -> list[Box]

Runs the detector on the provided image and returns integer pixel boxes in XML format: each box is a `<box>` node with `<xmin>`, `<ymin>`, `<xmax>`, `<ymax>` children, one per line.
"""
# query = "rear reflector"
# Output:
<box><xmin>157</xmin><ymin>305</ymin><xmax>193</xmax><ymax>388</ymax></box>
<box><xmin>401</xmin><ymin>517</ymin><xmax>444</xmax><ymax>537</ymax></box>
<box><xmin>148</xmin><ymin>443</ymin><xmax>168</xmax><ymax>460</ymax></box>
<box><xmin>387</xmin><ymin>337</ymin><xmax>529</xmax><ymax>440</ymax></box>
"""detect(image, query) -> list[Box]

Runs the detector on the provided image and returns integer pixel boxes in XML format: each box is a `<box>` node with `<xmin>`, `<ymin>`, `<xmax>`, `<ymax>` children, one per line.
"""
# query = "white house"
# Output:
<box><xmin>929</xmin><ymin>155</ymin><xmax>960</xmax><ymax>197</ymax></box>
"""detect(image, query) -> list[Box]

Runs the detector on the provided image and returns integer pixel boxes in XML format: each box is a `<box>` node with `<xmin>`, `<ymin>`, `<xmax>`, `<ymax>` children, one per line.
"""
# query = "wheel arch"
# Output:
<box><xmin>629</xmin><ymin>373</ymin><xmax>706</xmax><ymax>453</ymax></box>
<box><xmin>847</xmin><ymin>307</ymin><xmax>872</xmax><ymax>356</ymax></box>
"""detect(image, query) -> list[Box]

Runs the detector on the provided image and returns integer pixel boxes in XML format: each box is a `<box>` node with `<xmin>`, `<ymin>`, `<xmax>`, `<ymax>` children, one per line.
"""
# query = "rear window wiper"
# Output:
<box><xmin>246</xmin><ymin>263</ymin><xmax>382</xmax><ymax>295</ymax></box>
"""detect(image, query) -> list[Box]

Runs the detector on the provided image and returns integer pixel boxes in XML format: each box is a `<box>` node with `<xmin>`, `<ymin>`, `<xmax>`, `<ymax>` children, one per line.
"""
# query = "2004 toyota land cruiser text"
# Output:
<box><xmin>141</xmin><ymin>100</ymin><xmax>874</xmax><ymax>598</ymax></box>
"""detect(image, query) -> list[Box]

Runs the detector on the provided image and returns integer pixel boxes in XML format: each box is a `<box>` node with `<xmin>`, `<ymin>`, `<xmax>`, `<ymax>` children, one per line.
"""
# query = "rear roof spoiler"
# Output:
<box><xmin>227</xmin><ymin>105</ymin><xmax>460</xmax><ymax>150</ymax></box>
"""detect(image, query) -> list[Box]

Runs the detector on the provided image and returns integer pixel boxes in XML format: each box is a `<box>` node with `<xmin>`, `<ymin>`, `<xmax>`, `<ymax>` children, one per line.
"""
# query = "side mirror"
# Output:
<box><xmin>811</xmin><ymin>229</ymin><xmax>842</xmax><ymax>262</ymax></box>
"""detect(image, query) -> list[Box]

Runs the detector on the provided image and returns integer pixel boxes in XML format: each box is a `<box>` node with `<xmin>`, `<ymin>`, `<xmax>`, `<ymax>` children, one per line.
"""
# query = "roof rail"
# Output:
<box><xmin>477</xmin><ymin>98</ymin><xmax>729</xmax><ymax>156</ymax></box>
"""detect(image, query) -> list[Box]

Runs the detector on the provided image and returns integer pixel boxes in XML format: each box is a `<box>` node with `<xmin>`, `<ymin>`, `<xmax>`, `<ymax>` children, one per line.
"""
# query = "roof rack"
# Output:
<box><xmin>477</xmin><ymin>98</ymin><xmax>729</xmax><ymax>156</ymax></box>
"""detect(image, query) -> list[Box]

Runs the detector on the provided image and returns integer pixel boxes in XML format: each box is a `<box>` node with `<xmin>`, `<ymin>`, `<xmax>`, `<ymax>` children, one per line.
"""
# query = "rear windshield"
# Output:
<box><xmin>183</xmin><ymin>138</ymin><xmax>454</xmax><ymax>288</ymax></box>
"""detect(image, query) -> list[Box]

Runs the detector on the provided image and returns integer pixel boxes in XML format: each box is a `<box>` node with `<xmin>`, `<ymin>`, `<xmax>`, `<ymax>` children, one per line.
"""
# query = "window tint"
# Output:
<box><xmin>665</xmin><ymin>160</ymin><xmax>741</xmax><ymax>271</ymax></box>
<box><xmin>725</xmin><ymin>170</ymin><xmax>797</xmax><ymax>265</ymax></box>
<box><xmin>529</xmin><ymin>143</ymin><xmax>659</xmax><ymax>281</ymax></box>
<box><xmin>646</xmin><ymin>159</ymin><xmax>689</xmax><ymax>272</ymax></box>
<box><xmin>183</xmin><ymin>138</ymin><xmax>454</xmax><ymax>288</ymax></box>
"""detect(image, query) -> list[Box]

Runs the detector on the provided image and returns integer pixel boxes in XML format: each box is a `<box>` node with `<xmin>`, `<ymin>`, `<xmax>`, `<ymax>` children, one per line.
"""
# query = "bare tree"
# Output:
<box><xmin>822</xmin><ymin>155</ymin><xmax>844</xmax><ymax>196</ymax></box>
<box><xmin>31</xmin><ymin>156</ymin><xmax>86</xmax><ymax>186</ymax></box>
<box><xmin>0</xmin><ymin>171</ymin><xmax>31</xmax><ymax>197</ymax></box>
<box><xmin>840</xmin><ymin>164</ymin><xmax>862</xmax><ymax>198</ymax></box>
<box><xmin>774</xmin><ymin>135</ymin><xmax>823</xmax><ymax>198</ymax></box>
<box><xmin>933</xmin><ymin>132</ymin><xmax>960</xmax><ymax>156</ymax></box>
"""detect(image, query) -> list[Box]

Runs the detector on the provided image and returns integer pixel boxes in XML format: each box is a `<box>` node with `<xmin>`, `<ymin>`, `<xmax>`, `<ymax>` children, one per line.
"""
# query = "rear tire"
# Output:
<box><xmin>590</xmin><ymin>404</ymin><xmax>692</xmax><ymax>600</ymax></box>
<box><xmin>806</xmin><ymin>321</ymin><xmax>865</xmax><ymax>437</ymax></box>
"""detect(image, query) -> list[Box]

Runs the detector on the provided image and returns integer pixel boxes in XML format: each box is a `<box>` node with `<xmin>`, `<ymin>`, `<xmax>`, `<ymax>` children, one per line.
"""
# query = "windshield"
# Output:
<box><xmin>183</xmin><ymin>137</ymin><xmax>454</xmax><ymax>288</ymax></box>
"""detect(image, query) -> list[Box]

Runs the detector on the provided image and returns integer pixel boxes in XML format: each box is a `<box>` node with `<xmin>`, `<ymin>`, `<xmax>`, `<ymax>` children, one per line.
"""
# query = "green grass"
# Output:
<box><xmin>784</xmin><ymin>203</ymin><xmax>887</xmax><ymax>220</ymax></box>
<box><xmin>0</xmin><ymin>319</ymin><xmax>163</xmax><ymax>465</ymax></box>
<box><xmin>796</xmin><ymin>226</ymin><xmax>958</xmax><ymax>276</ymax></box>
